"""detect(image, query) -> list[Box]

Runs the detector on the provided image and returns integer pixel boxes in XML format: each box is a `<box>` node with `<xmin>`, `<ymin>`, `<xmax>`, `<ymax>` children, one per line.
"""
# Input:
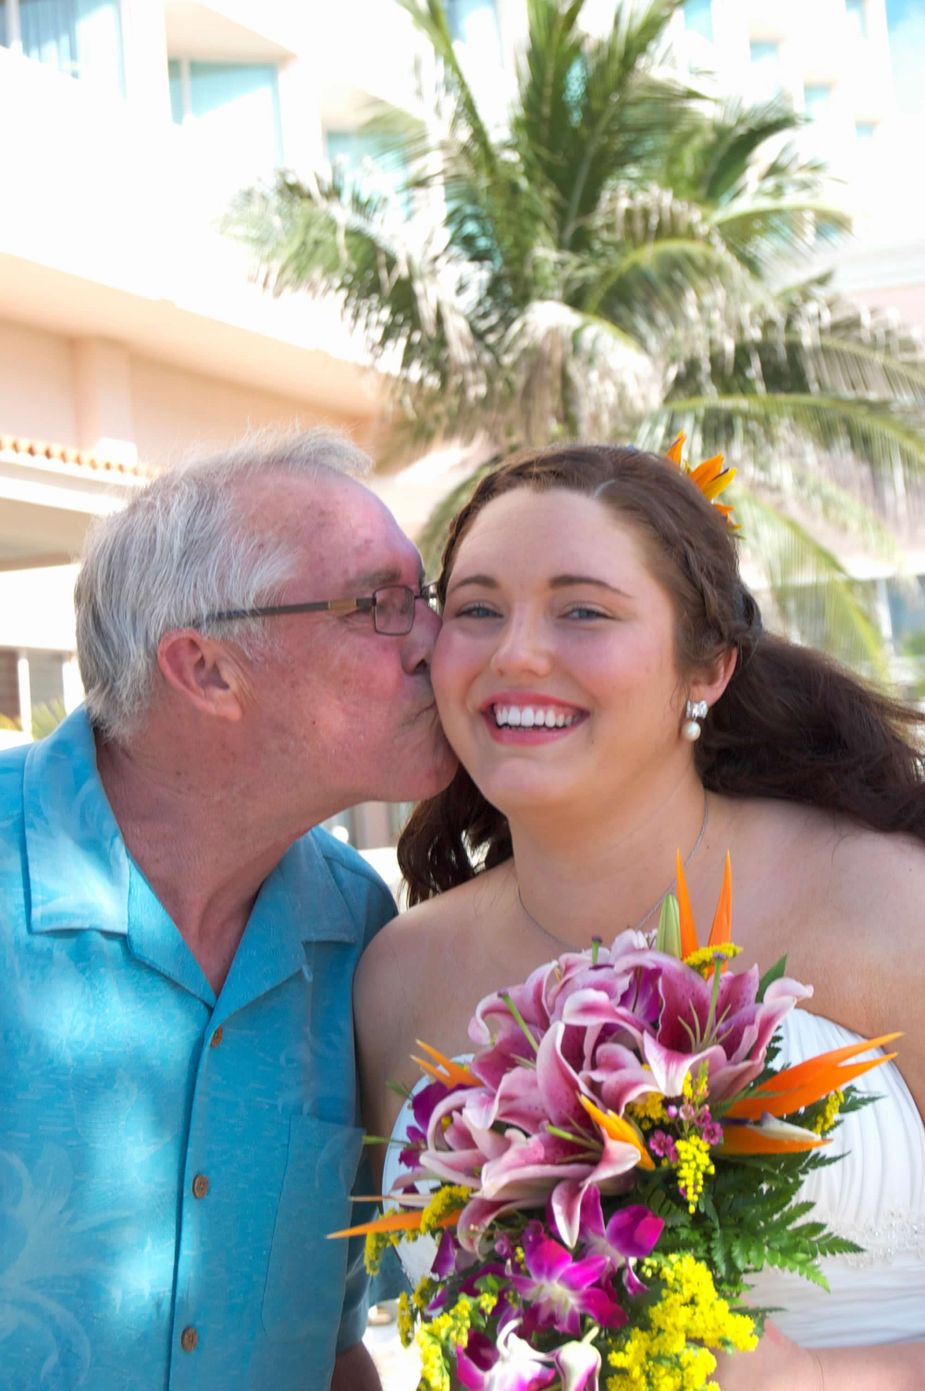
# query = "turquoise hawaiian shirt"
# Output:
<box><xmin>0</xmin><ymin>709</ymin><xmax>395</xmax><ymax>1390</ymax></box>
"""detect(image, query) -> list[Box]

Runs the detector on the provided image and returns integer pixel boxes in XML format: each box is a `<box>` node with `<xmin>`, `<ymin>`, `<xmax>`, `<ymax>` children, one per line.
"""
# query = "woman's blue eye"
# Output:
<box><xmin>564</xmin><ymin>605</ymin><xmax>609</xmax><ymax>620</ymax></box>
<box><xmin>455</xmin><ymin>602</ymin><xmax>500</xmax><ymax>619</ymax></box>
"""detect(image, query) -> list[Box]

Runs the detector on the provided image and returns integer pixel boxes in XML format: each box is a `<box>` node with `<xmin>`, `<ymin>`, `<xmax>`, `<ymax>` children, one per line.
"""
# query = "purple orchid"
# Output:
<box><xmin>553</xmin><ymin>1338</ymin><xmax>602</xmax><ymax>1391</ymax></box>
<box><xmin>457</xmin><ymin>1324</ymin><xmax>604</xmax><ymax>1391</ymax></box>
<box><xmin>574</xmin><ymin>1186</ymin><xmax>662</xmax><ymax>1294</ymax></box>
<box><xmin>456</xmin><ymin>1323</ymin><xmax>557</xmax><ymax>1391</ymax></box>
<box><xmin>398</xmin><ymin>1078</ymin><xmax>453</xmax><ymax>1167</ymax></box>
<box><xmin>509</xmin><ymin>1222</ymin><xmax>626</xmax><ymax>1337</ymax></box>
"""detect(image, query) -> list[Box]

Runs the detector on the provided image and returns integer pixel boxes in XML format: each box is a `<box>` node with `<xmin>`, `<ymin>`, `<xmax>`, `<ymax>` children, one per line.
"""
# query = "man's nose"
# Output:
<box><xmin>402</xmin><ymin>595</ymin><xmax>442</xmax><ymax>672</ymax></box>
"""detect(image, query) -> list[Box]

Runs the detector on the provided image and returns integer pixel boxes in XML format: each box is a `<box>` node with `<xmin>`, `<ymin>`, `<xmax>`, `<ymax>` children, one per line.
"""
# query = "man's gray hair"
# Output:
<box><xmin>75</xmin><ymin>428</ymin><xmax>371</xmax><ymax>742</ymax></box>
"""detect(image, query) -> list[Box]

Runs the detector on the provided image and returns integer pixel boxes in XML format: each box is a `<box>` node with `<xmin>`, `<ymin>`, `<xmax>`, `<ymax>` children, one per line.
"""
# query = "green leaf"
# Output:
<box><xmin>757</xmin><ymin>954</ymin><xmax>789</xmax><ymax>1001</ymax></box>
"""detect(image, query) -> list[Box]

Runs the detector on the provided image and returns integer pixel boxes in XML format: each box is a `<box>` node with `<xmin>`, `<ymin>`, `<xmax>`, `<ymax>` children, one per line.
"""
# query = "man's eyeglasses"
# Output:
<box><xmin>204</xmin><ymin>583</ymin><xmax>440</xmax><ymax>637</ymax></box>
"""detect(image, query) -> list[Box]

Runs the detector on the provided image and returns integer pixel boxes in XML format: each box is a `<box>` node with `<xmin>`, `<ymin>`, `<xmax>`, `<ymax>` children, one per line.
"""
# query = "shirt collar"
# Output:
<box><xmin>23</xmin><ymin>707</ymin><xmax>131</xmax><ymax>937</ymax></box>
<box><xmin>23</xmin><ymin>707</ymin><xmax>361</xmax><ymax>948</ymax></box>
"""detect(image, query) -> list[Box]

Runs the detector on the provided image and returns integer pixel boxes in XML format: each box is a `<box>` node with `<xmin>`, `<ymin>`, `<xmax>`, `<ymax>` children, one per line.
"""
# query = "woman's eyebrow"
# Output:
<box><xmin>447</xmin><ymin>572</ymin><xmax>633</xmax><ymax>599</ymax></box>
<box><xmin>549</xmin><ymin>574</ymin><xmax>632</xmax><ymax>597</ymax></box>
<box><xmin>445</xmin><ymin>573</ymin><xmax>499</xmax><ymax>593</ymax></box>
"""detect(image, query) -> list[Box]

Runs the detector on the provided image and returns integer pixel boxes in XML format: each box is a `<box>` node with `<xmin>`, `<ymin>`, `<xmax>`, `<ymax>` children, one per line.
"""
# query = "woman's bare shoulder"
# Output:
<box><xmin>354</xmin><ymin>867</ymin><xmax>511</xmax><ymax>1032</ymax></box>
<box><xmin>722</xmin><ymin>795</ymin><xmax>925</xmax><ymax>906</ymax></box>
<box><xmin>716</xmin><ymin>794</ymin><xmax>925</xmax><ymax>965</ymax></box>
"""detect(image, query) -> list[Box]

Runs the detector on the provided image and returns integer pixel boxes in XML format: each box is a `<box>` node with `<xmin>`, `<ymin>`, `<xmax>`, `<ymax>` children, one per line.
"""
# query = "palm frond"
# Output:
<box><xmin>225</xmin><ymin>0</ymin><xmax>925</xmax><ymax>674</ymax></box>
<box><xmin>732</xmin><ymin>489</ymin><xmax>891</xmax><ymax>679</ymax></box>
<box><xmin>666</xmin><ymin>391</ymin><xmax>925</xmax><ymax>488</ymax></box>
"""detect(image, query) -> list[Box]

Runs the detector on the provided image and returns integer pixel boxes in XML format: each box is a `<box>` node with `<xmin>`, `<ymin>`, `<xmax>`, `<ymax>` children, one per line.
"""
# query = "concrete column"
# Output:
<box><xmin>121</xmin><ymin>0</ymin><xmax>171</xmax><ymax>118</ymax></box>
<box><xmin>72</xmin><ymin>338</ymin><xmax>138</xmax><ymax>468</ymax></box>
<box><xmin>16</xmin><ymin>654</ymin><xmax>32</xmax><ymax>737</ymax></box>
<box><xmin>62</xmin><ymin>656</ymin><xmax>85</xmax><ymax>712</ymax></box>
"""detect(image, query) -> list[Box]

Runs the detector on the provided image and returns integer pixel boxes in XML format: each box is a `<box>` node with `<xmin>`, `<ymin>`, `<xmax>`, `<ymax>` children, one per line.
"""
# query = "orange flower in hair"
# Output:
<box><xmin>666</xmin><ymin>432</ymin><xmax>737</xmax><ymax>527</ymax></box>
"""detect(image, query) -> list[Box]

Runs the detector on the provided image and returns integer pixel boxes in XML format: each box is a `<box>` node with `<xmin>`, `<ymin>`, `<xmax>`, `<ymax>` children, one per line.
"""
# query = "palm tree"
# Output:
<box><xmin>229</xmin><ymin>0</ymin><xmax>925</xmax><ymax>673</ymax></box>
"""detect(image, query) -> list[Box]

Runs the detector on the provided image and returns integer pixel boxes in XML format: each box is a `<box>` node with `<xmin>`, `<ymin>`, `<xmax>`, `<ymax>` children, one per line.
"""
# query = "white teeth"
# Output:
<box><xmin>492</xmin><ymin>704</ymin><xmax>580</xmax><ymax>729</ymax></box>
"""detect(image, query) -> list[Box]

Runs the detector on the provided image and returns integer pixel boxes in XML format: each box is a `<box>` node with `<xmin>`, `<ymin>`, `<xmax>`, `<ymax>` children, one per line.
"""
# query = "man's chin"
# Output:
<box><xmin>397</xmin><ymin>738</ymin><xmax>459</xmax><ymax>803</ymax></box>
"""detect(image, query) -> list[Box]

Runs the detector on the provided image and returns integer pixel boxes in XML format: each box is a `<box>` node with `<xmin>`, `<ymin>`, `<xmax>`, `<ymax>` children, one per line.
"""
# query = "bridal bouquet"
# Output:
<box><xmin>337</xmin><ymin>856</ymin><xmax>897</xmax><ymax>1391</ymax></box>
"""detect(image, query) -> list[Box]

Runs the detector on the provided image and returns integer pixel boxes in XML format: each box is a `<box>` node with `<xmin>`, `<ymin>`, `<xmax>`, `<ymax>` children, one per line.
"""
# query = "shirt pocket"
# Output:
<box><xmin>261</xmin><ymin>1112</ymin><xmax>364</xmax><ymax>1340</ymax></box>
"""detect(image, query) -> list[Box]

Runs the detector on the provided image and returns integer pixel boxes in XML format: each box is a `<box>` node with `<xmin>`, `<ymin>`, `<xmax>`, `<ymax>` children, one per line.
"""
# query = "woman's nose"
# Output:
<box><xmin>489</xmin><ymin>615</ymin><xmax>553</xmax><ymax>677</ymax></box>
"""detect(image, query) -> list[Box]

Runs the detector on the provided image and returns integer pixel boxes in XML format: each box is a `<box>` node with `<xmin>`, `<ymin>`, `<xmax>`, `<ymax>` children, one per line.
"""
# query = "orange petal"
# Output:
<box><xmin>726</xmin><ymin>1053</ymin><xmax>899</xmax><ymax>1121</ymax></box>
<box><xmin>578</xmin><ymin>1094</ymin><xmax>655</xmax><ymax>1170</ymax></box>
<box><xmin>328</xmin><ymin>1207</ymin><xmax>461</xmax><ymax>1240</ymax></box>
<box><xmin>749</xmin><ymin>1032</ymin><xmax>901</xmax><ymax>1096</ymax></box>
<box><xmin>718</xmin><ymin>1125</ymin><xmax>828</xmax><ymax>1156</ymax></box>
<box><xmin>414</xmin><ymin>1040</ymin><xmax>478</xmax><ymax>1088</ymax></box>
<box><xmin>701</xmin><ymin>468</ymin><xmax>736</xmax><ymax>501</ymax></box>
<box><xmin>676</xmin><ymin>849</ymin><xmax>699</xmax><ymax>958</ymax></box>
<box><xmin>707</xmin><ymin>853</ymin><xmax>732</xmax><ymax>948</ymax></box>
<box><xmin>666</xmin><ymin>432</ymin><xmax>686</xmax><ymax>465</ymax></box>
<box><xmin>690</xmin><ymin>454</ymin><xmax>725</xmax><ymax>487</ymax></box>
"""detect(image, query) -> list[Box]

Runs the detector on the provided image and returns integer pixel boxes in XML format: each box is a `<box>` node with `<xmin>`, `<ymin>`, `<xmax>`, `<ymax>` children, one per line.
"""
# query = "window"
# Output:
<box><xmin>325</xmin><ymin>128</ymin><xmax>408</xmax><ymax>210</ymax></box>
<box><xmin>846</xmin><ymin>0</ymin><xmax>867</xmax><ymax>41</ymax></box>
<box><xmin>888</xmin><ymin>576</ymin><xmax>925</xmax><ymax>645</ymax></box>
<box><xmin>0</xmin><ymin>0</ymin><xmax>124</xmax><ymax>95</ymax></box>
<box><xmin>684</xmin><ymin>0</ymin><xmax>713</xmax><ymax>41</ymax></box>
<box><xmin>855</xmin><ymin>120</ymin><xmax>877</xmax><ymax>140</ymax></box>
<box><xmin>446</xmin><ymin>0</ymin><xmax>500</xmax><ymax>62</ymax></box>
<box><xmin>749</xmin><ymin>39</ymin><xmax>780</xmax><ymax>64</ymax></box>
<box><xmin>168</xmin><ymin>59</ymin><xmax>283</xmax><ymax>178</ymax></box>
<box><xmin>447</xmin><ymin>0</ymin><xmax>497</xmax><ymax>43</ymax></box>
<box><xmin>804</xmin><ymin>83</ymin><xmax>834</xmax><ymax>120</ymax></box>
<box><xmin>749</xmin><ymin>39</ymin><xmax>782</xmax><ymax>99</ymax></box>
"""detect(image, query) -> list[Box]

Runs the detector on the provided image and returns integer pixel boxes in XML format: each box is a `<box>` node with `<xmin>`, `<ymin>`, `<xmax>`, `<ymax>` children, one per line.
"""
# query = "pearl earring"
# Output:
<box><xmin>682</xmin><ymin>699</ymin><xmax>708</xmax><ymax>742</ymax></box>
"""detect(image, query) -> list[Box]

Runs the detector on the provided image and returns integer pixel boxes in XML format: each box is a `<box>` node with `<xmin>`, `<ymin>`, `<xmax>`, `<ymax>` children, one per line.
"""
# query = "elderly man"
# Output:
<box><xmin>0</xmin><ymin>432</ymin><xmax>456</xmax><ymax>1389</ymax></box>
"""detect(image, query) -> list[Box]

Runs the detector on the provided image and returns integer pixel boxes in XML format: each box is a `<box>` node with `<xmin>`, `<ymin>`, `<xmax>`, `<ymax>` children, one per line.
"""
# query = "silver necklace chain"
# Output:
<box><xmin>516</xmin><ymin>798</ymin><xmax>710</xmax><ymax>950</ymax></box>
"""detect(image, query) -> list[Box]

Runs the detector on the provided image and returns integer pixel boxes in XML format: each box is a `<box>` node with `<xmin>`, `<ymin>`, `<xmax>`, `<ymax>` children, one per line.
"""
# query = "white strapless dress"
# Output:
<box><xmin>383</xmin><ymin>1014</ymin><xmax>925</xmax><ymax>1349</ymax></box>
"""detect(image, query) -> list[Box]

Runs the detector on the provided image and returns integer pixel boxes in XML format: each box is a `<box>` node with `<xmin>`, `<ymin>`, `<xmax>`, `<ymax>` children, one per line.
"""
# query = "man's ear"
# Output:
<box><xmin>156</xmin><ymin>630</ymin><xmax>249</xmax><ymax>722</ymax></box>
<box><xmin>689</xmin><ymin>645</ymin><xmax>738</xmax><ymax>710</ymax></box>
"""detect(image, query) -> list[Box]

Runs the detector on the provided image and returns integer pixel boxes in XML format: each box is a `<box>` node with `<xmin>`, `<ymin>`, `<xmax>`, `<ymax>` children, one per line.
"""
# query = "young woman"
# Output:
<box><xmin>355</xmin><ymin>444</ymin><xmax>925</xmax><ymax>1387</ymax></box>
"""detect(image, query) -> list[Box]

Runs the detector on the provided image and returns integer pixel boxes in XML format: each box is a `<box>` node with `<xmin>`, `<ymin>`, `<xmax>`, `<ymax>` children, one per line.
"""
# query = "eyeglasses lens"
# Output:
<box><xmin>372</xmin><ymin>586</ymin><xmax>415</xmax><ymax>635</ymax></box>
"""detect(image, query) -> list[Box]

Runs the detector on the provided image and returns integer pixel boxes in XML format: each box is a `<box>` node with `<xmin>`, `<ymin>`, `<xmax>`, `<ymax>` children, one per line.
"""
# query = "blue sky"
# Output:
<box><xmin>886</xmin><ymin>0</ymin><xmax>925</xmax><ymax>113</ymax></box>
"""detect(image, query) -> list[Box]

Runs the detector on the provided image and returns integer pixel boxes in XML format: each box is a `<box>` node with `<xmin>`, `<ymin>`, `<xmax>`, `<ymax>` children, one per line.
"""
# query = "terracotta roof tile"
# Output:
<box><xmin>0</xmin><ymin>434</ymin><xmax>154</xmax><ymax>478</ymax></box>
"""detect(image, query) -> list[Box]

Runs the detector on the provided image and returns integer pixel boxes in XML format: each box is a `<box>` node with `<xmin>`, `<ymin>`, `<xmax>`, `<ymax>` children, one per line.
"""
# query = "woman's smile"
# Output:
<box><xmin>479</xmin><ymin>691</ymin><xmax>589</xmax><ymax>743</ymax></box>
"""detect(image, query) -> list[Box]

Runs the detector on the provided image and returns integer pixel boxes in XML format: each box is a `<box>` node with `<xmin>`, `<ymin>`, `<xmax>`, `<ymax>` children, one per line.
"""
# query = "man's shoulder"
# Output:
<box><xmin>0</xmin><ymin>740</ymin><xmax>29</xmax><ymax>792</ymax></box>
<box><xmin>0</xmin><ymin>742</ymin><xmax>28</xmax><ymax>843</ymax></box>
<box><xmin>297</xmin><ymin>827</ymin><xmax>398</xmax><ymax>940</ymax></box>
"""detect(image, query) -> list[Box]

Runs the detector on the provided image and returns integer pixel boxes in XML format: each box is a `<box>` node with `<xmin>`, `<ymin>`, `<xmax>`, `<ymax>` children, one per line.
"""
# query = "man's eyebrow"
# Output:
<box><xmin>447</xmin><ymin>572</ymin><xmax>632</xmax><ymax>598</ymax></box>
<box><xmin>343</xmin><ymin>566</ymin><xmax>406</xmax><ymax>592</ymax></box>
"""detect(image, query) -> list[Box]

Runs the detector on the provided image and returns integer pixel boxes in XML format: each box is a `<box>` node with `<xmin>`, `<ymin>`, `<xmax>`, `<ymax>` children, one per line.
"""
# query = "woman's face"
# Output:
<box><xmin>432</xmin><ymin>487</ymin><xmax>694</xmax><ymax>821</ymax></box>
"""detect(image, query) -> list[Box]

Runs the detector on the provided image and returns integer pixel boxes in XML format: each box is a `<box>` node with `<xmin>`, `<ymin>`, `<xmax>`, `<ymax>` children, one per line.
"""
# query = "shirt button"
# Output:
<box><xmin>180</xmin><ymin>1327</ymin><xmax>198</xmax><ymax>1352</ymax></box>
<box><xmin>209</xmin><ymin>1026</ymin><xmax>223</xmax><ymax>1048</ymax></box>
<box><xmin>192</xmin><ymin>1173</ymin><xmax>210</xmax><ymax>1199</ymax></box>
